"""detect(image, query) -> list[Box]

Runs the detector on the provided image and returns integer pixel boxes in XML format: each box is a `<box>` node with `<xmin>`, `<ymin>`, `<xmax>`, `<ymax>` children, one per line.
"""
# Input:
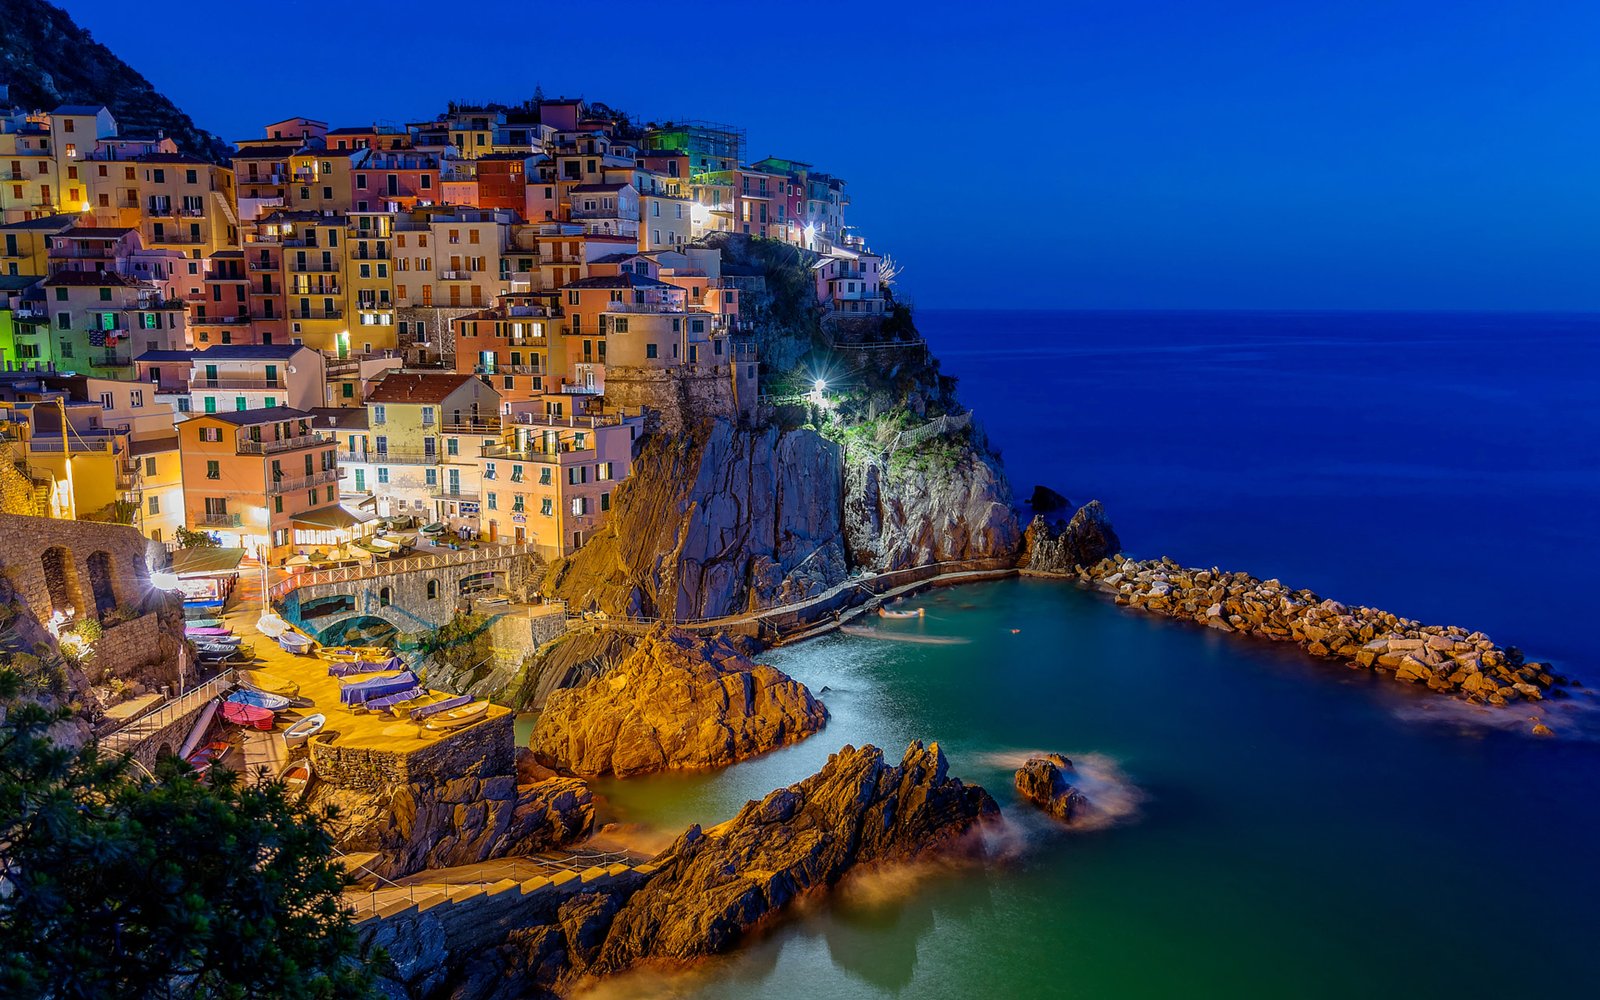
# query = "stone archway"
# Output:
<box><xmin>85</xmin><ymin>551</ymin><xmax>118</xmax><ymax>618</ymax></box>
<box><xmin>40</xmin><ymin>546</ymin><xmax>81</xmax><ymax>619</ymax></box>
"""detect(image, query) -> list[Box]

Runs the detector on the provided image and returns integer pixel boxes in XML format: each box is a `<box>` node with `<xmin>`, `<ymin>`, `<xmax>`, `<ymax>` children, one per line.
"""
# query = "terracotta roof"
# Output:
<box><xmin>197</xmin><ymin>405</ymin><xmax>315</xmax><ymax>425</ymax></box>
<box><xmin>43</xmin><ymin>271</ymin><xmax>138</xmax><ymax>287</ymax></box>
<box><xmin>59</xmin><ymin>227</ymin><xmax>136</xmax><ymax>239</ymax></box>
<box><xmin>365</xmin><ymin>371</ymin><xmax>479</xmax><ymax>404</ymax></box>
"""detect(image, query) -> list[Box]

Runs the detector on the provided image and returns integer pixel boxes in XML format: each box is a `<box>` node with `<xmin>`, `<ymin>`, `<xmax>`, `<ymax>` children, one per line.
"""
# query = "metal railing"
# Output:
<box><xmin>193</xmin><ymin>378</ymin><xmax>285</xmax><ymax>390</ymax></box>
<box><xmin>200</xmin><ymin>512</ymin><xmax>242</xmax><ymax>527</ymax></box>
<box><xmin>237</xmin><ymin>433</ymin><xmax>328</xmax><ymax>455</ymax></box>
<box><xmin>100</xmin><ymin>668</ymin><xmax>238</xmax><ymax>757</ymax></box>
<box><xmin>269</xmin><ymin>468</ymin><xmax>339</xmax><ymax>494</ymax></box>
<box><xmin>269</xmin><ymin>542</ymin><xmax>543</xmax><ymax>600</ymax></box>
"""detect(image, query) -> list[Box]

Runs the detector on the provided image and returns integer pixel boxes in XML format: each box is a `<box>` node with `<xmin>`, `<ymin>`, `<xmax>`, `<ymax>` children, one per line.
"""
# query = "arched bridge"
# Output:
<box><xmin>270</xmin><ymin>544</ymin><xmax>542</xmax><ymax>640</ymax></box>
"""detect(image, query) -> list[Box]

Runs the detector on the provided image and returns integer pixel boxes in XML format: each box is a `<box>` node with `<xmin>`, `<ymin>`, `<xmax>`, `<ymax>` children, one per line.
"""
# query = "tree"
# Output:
<box><xmin>0</xmin><ymin>666</ymin><xmax>373</xmax><ymax>999</ymax></box>
<box><xmin>175</xmin><ymin>526</ymin><xmax>219</xmax><ymax>549</ymax></box>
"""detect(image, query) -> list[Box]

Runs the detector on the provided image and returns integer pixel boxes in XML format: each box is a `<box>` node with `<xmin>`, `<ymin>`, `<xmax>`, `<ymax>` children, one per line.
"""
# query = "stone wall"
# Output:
<box><xmin>285</xmin><ymin>551</ymin><xmax>543</xmax><ymax>639</ymax></box>
<box><xmin>95</xmin><ymin>612</ymin><xmax>182</xmax><ymax>691</ymax></box>
<box><xmin>309</xmin><ymin>711</ymin><xmax>515</xmax><ymax>793</ymax></box>
<box><xmin>602</xmin><ymin>363</ymin><xmax>753</xmax><ymax>436</ymax></box>
<box><xmin>0</xmin><ymin>513</ymin><xmax>156</xmax><ymax>622</ymax></box>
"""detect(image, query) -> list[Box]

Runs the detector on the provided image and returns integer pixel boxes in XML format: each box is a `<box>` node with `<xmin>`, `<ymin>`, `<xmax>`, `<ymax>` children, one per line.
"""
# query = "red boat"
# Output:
<box><xmin>221</xmin><ymin>700</ymin><xmax>274</xmax><ymax>730</ymax></box>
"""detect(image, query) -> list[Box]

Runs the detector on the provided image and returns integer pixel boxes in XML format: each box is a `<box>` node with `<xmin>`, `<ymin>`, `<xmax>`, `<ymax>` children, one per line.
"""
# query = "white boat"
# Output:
<box><xmin>283</xmin><ymin>713</ymin><xmax>326</xmax><ymax>745</ymax></box>
<box><xmin>257</xmin><ymin>612</ymin><xmax>290</xmax><ymax>638</ymax></box>
<box><xmin>424</xmin><ymin>700</ymin><xmax>489</xmax><ymax>731</ymax></box>
<box><xmin>278</xmin><ymin>631</ymin><xmax>316</xmax><ymax>654</ymax></box>
<box><xmin>878</xmin><ymin>607</ymin><xmax>926</xmax><ymax>619</ymax></box>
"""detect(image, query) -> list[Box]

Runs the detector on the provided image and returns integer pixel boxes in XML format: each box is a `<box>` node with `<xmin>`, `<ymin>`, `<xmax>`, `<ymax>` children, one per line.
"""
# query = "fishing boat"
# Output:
<box><xmin>878</xmin><ymin>606</ymin><xmax>926</xmax><ymax>619</ymax></box>
<box><xmin>185</xmin><ymin>617</ymin><xmax>225</xmax><ymax>629</ymax></box>
<box><xmin>420</xmin><ymin>521</ymin><xmax>446</xmax><ymax>539</ymax></box>
<box><xmin>283</xmin><ymin>713</ymin><xmax>326</xmax><ymax>745</ymax></box>
<box><xmin>278</xmin><ymin>631</ymin><xmax>316</xmax><ymax>655</ymax></box>
<box><xmin>424</xmin><ymin>700</ymin><xmax>489</xmax><ymax>731</ymax></box>
<box><xmin>279</xmin><ymin>760</ymin><xmax>313</xmax><ymax>801</ymax></box>
<box><xmin>238</xmin><ymin>670</ymin><xmax>300</xmax><ymax>698</ymax></box>
<box><xmin>407</xmin><ymin>693</ymin><xmax>470</xmax><ymax>721</ymax></box>
<box><xmin>256</xmin><ymin>612</ymin><xmax>290</xmax><ymax>638</ymax></box>
<box><xmin>221</xmin><ymin>700</ymin><xmax>274</xmax><ymax>730</ymax></box>
<box><xmin>195</xmin><ymin>642</ymin><xmax>246</xmax><ymax>662</ymax></box>
<box><xmin>227</xmin><ymin>688</ymin><xmax>290</xmax><ymax>711</ymax></box>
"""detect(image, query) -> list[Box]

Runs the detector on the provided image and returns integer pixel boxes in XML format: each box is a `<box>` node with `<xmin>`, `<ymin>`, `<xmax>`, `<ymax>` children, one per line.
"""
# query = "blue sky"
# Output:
<box><xmin>60</xmin><ymin>0</ymin><xmax>1600</xmax><ymax>309</ymax></box>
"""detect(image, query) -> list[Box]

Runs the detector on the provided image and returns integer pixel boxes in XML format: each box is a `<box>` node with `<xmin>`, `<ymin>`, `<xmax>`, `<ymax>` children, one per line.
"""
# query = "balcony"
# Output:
<box><xmin>244</xmin><ymin>173</ymin><xmax>286</xmax><ymax>186</ymax></box>
<box><xmin>154</xmin><ymin>232</ymin><xmax>206</xmax><ymax>245</ymax></box>
<box><xmin>268</xmin><ymin>468</ymin><xmax>340</xmax><ymax>495</ymax></box>
<box><xmin>481</xmin><ymin>442</ymin><xmax>590</xmax><ymax>464</ymax></box>
<box><xmin>236</xmin><ymin>433</ymin><xmax>328</xmax><ymax>455</ymax></box>
<box><xmin>439</xmin><ymin>270</ymin><xmax>478</xmax><ymax>281</ymax></box>
<box><xmin>288</xmin><ymin>260</ymin><xmax>340</xmax><ymax>273</ymax></box>
<box><xmin>247</xmin><ymin>261</ymin><xmax>277</xmax><ymax>271</ymax></box>
<box><xmin>191</xmin><ymin>315</ymin><xmax>253</xmax><ymax>327</ymax></box>
<box><xmin>289</xmin><ymin>308</ymin><xmax>343</xmax><ymax>321</ymax></box>
<box><xmin>604</xmin><ymin>301</ymin><xmax>684</xmax><ymax>315</ymax></box>
<box><xmin>369</xmin><ymin>448</ymin><xmax>439</xmax><ymax>466</ymax></box>
<box><xmin>192</xmin><ymin>377</ymin><xmax>285</xmax><ymax>391</ymax></box>
<box><xmin>430</xmin><ymin>487</ymin><xmax>481</xmax><ymax>502</ymax></box>
<box><xmin>476</xmin><ymin>365</ymin><xmax>542</xmax><ymax>377</ymax></box>
<box><xmin>199</xmin><ymin>512</ymin><xmax>242</xmax><ymax>528</ymax></box>
<box><xmin>349</xmin><ymin>247</ymin><xmax>390</xmax><ymax>259</ymax></box>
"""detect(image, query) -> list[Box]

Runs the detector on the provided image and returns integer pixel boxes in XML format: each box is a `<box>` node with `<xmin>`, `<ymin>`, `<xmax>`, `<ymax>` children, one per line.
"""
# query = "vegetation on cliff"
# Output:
<box><xmin>0</xmin><ymin>0</ymin><xmax>232</xmax><ymax>161</ymax></box>
<box><xmin>0</xmin><ymin>666</ymin><xmax>370</xmax><ymax>997</ymax></box>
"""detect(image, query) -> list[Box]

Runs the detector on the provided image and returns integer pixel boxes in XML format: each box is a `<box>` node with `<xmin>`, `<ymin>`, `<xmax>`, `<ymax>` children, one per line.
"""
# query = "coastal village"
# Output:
<box><xmin>0</xmin><ymin>49</ymin><xmax>1579</xmax><ymax>1000</ymax></box>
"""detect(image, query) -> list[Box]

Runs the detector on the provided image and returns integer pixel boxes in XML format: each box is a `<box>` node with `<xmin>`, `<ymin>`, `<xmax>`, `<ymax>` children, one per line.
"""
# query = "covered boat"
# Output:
<box><xmin>195</xmin><ymin>642</ymin><xmax>248</xmax><ymax>662</ymax></box>
<box><xmin>407</xmin><ymin>693</ymin><xmax>470</xmax><ymax>721</ymax></box>
<box><xmin>318</xmin><ymin>645</ymin><xmax>392</xmax><ymax>663</ymax></box>
<box><xmin>238</xmin><ymin>670</ymin><xmax>299</xmax><ymax>698</ymax></box>
<box><xmin>221</xmin><ymin>701</ymin><xmax>274</xmax><ymax>730</ymax></box>
<box><xmin>424</xmin><ymin>700</ymin><xmax>488</xmax><ymax>731</ymax></box>
<box><xmin>283</xmin><ymin>713</ymin><xmax>326</xmax><ymax>745</ymax></box>
<box><xmin>227</xmin><ymin>689</ymin><xmax>290</xmax><ymax>711</ymax></box>
<box><xmin>185</xmin><ymin>625</ymin><xmax>233</xmax><ymax>637</ymax></box>
<box><xmin>878</xmin><ymin>607</ymin><xmax>926</xmax><ymax>619</ymax></box>
<box><xmin>420</xmin><ymin>521</ymin><xmax>446</xmax><ymax>538</ymax></box>
<box><xmin>327</xmin><ymin>656</ymin><xmax>404</xmax><ymax>678</ymax></box>
<box><xmin>256</xmin><ymin>612</ymin><xmax>291</xmax><ymax>638</ymax></box>
<box><xmin>339</xmin><ymin>670</ymin><xmax>419</xmax><ymax>707</ymax></box>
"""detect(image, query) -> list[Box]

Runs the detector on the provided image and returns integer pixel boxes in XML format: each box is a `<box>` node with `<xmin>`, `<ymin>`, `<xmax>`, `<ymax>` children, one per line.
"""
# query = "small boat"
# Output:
<box><xmin>878</xmin><ymin>607</ymin><xmax>926</xmax><ymax>619</ymax></box>
<box><xmin>256</xmin><ymin>612</ymin><xmax>290</xmax><ymax>638</ymax></box>
<box><xmin>221</xmin><ymin>701</ymin><xmax>274</xmax><ymax>730</ymax></box>
<box><xmin>193</xmin><ymin>633</ymin><xmax>242</xmax><ymax>647</ymax></box>
<box><xmin>186</xmin><ymin>625</ymin><xmax>233</xmax><ymax>637</ymax></box>
<box><xmin>195</xmin><ymin>642</ymin><xmax>247</xmax><ymax>661</ymax></box>
<box><xmin>420</xmin><ymin>521</ymin><xmax>446</xmax><ymax>537</ymax></box>
<box><xmin>283</xmin><ymin>713</ymin><xmax>326</xmax><ymax>745</ymax></box>
<box><xmin>279</xmin><ymin>760</ymin><xmax>313</xmax><ymax>801</ymax></box>
<box><xmin>239</xmin><ymin>670</ymin><xmax>300</xmax><ymax>698</ymax></box>
<box><xmin>278</xmin><ymin>631</ymin><xmax>316</xmax><ymax>655</ymax></box>
<box><xmin>425</xmin><ymin>700</ymin><xmax>489</xmax><ymax>731</ymax></box>
<box><xmin>185</xmin><ymin>617</ymin><xmax>225</xmax><ymax>629</ymax></box>
<box><xmin>227</xmin><ymin>689</ymin><xmax>290</xmax><ymax>711</ymax></box>
<box><xmin>186</xmin><ymin>739</ymin><xmax>232</xmax><ymax>768</ymax></box>
<box><xmin>317</xmin><ymin>645</ymin><xmax>392</xmax><ymax>663</ymax></box>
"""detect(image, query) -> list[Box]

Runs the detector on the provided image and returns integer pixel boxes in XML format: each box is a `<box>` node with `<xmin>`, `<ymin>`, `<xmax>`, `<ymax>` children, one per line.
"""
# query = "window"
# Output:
<box><xmin>539</xmin><ymin>467</ymin><xmax>552</xmax><ymax>486</ymax></box>
<box><xmin>425</xmin><ymin>468</ymin><xmax>437</xmax><ymax>486</ymax></box>
<box><xmin>571</xmin><ymin>497</ymin><xmax>588</xmax><ymax>516</ymax></box>
<box><xmin>487</xmin><ymin>492</ymin><xmax>497</xmax><ymax>510</ymax></box>
<box><xmin>203</xmin><ymin>397</ymin><xmax>217</xmax><ymax>414</ymax></box>
<box><xmin>144</xmin><ymin>457</ymin><xmax>157</xmax><ymax>476</ymax></box>
<box><xmin>99</xmin><ymin>392</ymin><xmax>113</xmax><ymax>409</ymax></box>
<box><xmin>540</xmin><ymin>498</ymin><xmax>553</xmax><ymax>516</ymax></box>
<box><xmin>645</xmin><ymin>343</ymin><xmax>657</xmax><ymax>359</ymax></box>
<box><xmin>446</xmin><ymin>438</ymin><xmax>458</xmax><ymax>456</ymax></box>
<box><xmin>601</xmin><ymin>492</ymin><xmax>611</xmax><ymax>511</ymax></box>
<box><xmin>147</xmin><ymin>496</ymin><xmax>159</xmax><ymax>515</ymax></box>
<box><xmin>205</xmin><ymin>461</ymin><xmax>220</xmax><ymax>480</ymax></box>
<box><xmin>274</xmin><ymin>496</ymin><xmax>283</xmax><ymax>513</ymax></box>
<box><xmin>372</xmin><ymin>404</ymin><xmax>385</xmax><ymax>424</ymax></box>
<box><xmin>598</xmin><ymin>462</ymin><xmax>613</xmax><ymax>481</ymax></box>
<box><xmin>130</xmin><ymin>390</ymin><xmax>143</xmax><ymax>407</ymax></box>
<box><xmin>376</xmin><ymin>468</ymin><xmax>389</xmax><ymax>484</ymax></box>
<box><xmin>426</xmin><ymin>580</ymin><xmax>438</xmax><ymax>600</ymax></box>
<box><xmin>199</xmin><ymin>426</ymin><xmax>221</xmax><ymax>442</ymax></box>
<box><xmin>484</xmin><ymin>462</ymin><xmax>496</xmax><ymax>481</ymax></box>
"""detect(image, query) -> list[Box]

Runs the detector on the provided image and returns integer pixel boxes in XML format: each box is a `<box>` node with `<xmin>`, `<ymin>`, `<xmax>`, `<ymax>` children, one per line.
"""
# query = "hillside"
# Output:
<box><xmin>0</xmin><ymin>0</ymin><xmax>230</xmax><ymax>161</ymax></box>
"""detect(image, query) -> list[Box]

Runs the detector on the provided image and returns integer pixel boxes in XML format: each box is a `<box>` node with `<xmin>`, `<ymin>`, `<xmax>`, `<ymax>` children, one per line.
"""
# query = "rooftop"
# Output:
<box><xmin>366</xmin><ymin>371</ymin><xmax>478</xmax><ymax>404</ymax></box>
<box><xmin>562</xmin><ymin>273</ymin><xmax>673</xmax><ymax>290</ymax></box>
<box><xmin>194</xmin><ymin>405</ymin><xmax>315</xmax><ymax>426</ymax></box>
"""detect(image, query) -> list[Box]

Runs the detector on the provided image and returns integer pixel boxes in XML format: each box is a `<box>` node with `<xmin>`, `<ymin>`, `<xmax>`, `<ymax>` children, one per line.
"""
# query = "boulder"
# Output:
<box><xmin>1013</xmin><ymin>753</ymin><xmax>1089</xmax><ymax>823</ymax></box>
<box><xmin>1021</xmin><ymin>501</ymin><xmax>1122</xmax><ymax>574</ymax></box>
<box><xmin>530</xmin><ymin>626</ymin><xmax>828</xmax><ymax>777</ymax></box>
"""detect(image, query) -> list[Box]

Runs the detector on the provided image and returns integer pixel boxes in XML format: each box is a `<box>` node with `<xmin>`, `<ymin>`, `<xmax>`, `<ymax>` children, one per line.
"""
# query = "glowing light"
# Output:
<box><xmin>149</xmin><ymin>571</ymin><xmax>180</xmax><ymax>591</ymax></box>
<box><xmin>813</xmin><ymin>378</ymin><xmax>827</xmax><ymax>392</ymax></box>
<box><xmin>690</xmin><ymin>203</ymin><xmax>710</xmax><ymax>226</ymax></box>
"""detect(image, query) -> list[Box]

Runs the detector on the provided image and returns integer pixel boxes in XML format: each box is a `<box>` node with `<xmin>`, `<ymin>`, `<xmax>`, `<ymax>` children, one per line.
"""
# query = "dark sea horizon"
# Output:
<box><xmin>588</xmin><ymin>309</ymin><xmax>1600</xmax><ymax>999</ymax></box>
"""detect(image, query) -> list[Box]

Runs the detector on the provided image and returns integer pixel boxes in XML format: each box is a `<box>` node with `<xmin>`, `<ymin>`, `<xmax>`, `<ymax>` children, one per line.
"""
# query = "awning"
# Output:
<box><xmin>291</xmin><ymin>505</ymin><xmax>373</xmax><ymax>531</ymax></box>
<box><xmin>170</xmin><ymin>547</ymin><xmax>246</xmax><ymax>577</ymax></box>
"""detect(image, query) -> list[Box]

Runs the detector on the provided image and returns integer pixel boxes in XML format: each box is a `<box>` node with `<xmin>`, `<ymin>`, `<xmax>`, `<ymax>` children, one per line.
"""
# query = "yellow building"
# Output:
<box><xmin>344</xmin><ymin>211</ymin><xmax>397</xmax><ymax>351</ymax></box>
<box><xmin>135</xmin><ymin>154</ymin><xmax>238</xmax><ymax>258</ymax></box>
<box><xmin>0</xmin><ymin>213</ymin><xmax>76</xmax><ymax>278</ymax></box>
<box><xmin>286</xmin><ymin>148</ymin><xmax>364</xmax><ymax>212</ymax></box>
<box><xmin>0</xmin><ymin>112</ymin><xmax>59</xmax><ymax>223</ymax></box>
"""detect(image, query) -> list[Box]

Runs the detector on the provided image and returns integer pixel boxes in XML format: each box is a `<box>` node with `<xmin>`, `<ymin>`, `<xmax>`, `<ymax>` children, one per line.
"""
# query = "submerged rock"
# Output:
<box><xmin>1013</xmin><ymin>753</ymin><xmax>1090</xmax><ymax>823</ymax></box>
<box><xmin>530</xmin><ymin>626</ymin><xmax>828</xmax><ymax>777</ymax></box>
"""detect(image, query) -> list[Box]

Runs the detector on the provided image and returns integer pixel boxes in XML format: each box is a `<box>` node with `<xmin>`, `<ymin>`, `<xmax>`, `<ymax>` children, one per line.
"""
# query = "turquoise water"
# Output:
<box><xmin>592</xmin><ymin>579</ymin><xmax>1600</xmax><ymax>998</ymax></box>
<box><xmin>580</xmin><ymin>313</ymin><xmax>1600</xmax><ymax>998</ymax></box>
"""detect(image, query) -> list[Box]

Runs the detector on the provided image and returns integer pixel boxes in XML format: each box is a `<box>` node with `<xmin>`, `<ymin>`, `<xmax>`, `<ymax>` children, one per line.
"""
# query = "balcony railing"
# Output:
<box><xmin>442</xmin><ymin>420</ymin><xmax>501</xmax><ymax>434</ymax></box>
<box><xmin>475</xmin><ymin>365</ymin><xmax>543</xmax><ymax>377</ymax></box>
<box><xmin>236</xmin><ymin>433</ymin><xmax>328</xmax><ymax>455</ymax></box>
<box><xmin>439</xmin><ymin>270</ymin><xmax>478</xmax><ymax>281</ymax></box>
<box><xmin>200</xmin><ymin>512</ymin><xmax>242</xmax><ymax>527</ymax></box>
<box><xmin>481</xmin><ymin>443</ymin><xmax>591</xmax><ymax>464</ymax></box>
<box><xmin>289</xmin><ymin>309</ymin><xmax>343</xmax><ymax>320</ymax></box>
<box><xmin>269</xmin><ymin>468</ymin><xmax>339</xmax><ymax>494</ymax></box>
<box><xmin>191</xmin><ymin>316</ymin><xmax>252</xmax><ymax>327</ymax></box>
<box><xmin>604</xmin><ymin>301</ymin><xmax>684</xmax><ymax>315</ymax></box>
<box><xmin>429</xmin><ymin>488</ymin><xmax>481</xmax><ymax>502</ymax></box>
<box><xmin>192</xmin><ymin>378</ymin><xmax>285</xmax><ymax>390</ymax></box>
<box><xmin>369</xmin><ymin>449</ymin><xmax>439</xmax><ymax>466</ymax></box>
<box><xmin>288</xmin><ymin>261</ymin><xmax>340</xmax><ymax>273</ymax></box>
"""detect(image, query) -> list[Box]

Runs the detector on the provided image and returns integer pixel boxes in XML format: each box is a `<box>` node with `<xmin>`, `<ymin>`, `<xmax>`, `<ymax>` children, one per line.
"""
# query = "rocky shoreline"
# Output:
<box><xmin>1054</xmin><ymin>555</ymin><xmax>1570</xmax><ymax>706</ymax></box>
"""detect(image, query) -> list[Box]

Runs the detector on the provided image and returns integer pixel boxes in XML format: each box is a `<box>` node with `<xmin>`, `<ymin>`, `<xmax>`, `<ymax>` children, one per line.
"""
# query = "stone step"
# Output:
<box><xmin>485</xmin><ymin>878</ymin><xmax>520</xmax><ymax>896</ymax></box>
<box><xmin>519</xmin><ymin>875</ymin><xmax>552</xmax><ymax>894</ymax></box>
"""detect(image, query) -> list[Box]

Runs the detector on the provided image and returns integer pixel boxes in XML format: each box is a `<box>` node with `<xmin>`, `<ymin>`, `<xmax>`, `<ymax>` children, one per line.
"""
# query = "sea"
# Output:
<box><xmin>575</xmin><ymin>312</ymin><xmax>1600</xmax><ymax>999</ymax></box>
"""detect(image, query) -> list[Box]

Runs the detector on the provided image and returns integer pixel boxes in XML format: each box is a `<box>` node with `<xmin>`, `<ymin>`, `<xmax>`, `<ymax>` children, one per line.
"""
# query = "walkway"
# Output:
<box><xmin>100</xmin><ymin>669</ymin><xmax>238</xmax><ymax>757</ymax></box>
<box><xmin>344</xmin><ymin>847</ymin><xmax>652</xmax><ymax>922</ymax></box>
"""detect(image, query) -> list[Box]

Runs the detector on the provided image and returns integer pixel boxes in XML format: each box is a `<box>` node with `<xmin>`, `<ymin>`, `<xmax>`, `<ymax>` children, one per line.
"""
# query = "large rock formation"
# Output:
<box><xmin>842</xmin><ymin>424</ymin><xmax>1021</xmax><ymax>571</ymax></box>
<box><xmin>1077</xmin><ymin>556</ymin><xmax>1568</xmax><ymax>704</ymax></box>
<box><xmin>542</xmin><ymin>419</ymin><xmax>848</xmax><ymax>620</ymax></box>
<box><xmin>365</xmin><ymin>742</ymin><xmax>999</xmax><ymax>997</ymax></box>
<box><xmin>1013</xmin><ymin>753</ymin><xmax>1090</xmax><ymax>823</ymax></box>
<box><xmin>1020</xmin><ymin>500</ymin><xmax>1122</xmax><ymax>574</ymax></box>
<box><xmin>312</xmin><ymin>749</ymin><xmax>594</xmax><ymax>879</ymax></box>
<box><xmin>530</xmin><ymin>627</ymin><xmax>827</xmax><ymax>777</ymax></box>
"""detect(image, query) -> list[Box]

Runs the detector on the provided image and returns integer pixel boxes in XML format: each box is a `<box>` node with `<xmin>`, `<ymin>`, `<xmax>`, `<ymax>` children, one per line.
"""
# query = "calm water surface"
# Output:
<box><xmin>585</xmin><ymin>313</ymin><xmax>1600</xmax><ymax>999</ymax></box>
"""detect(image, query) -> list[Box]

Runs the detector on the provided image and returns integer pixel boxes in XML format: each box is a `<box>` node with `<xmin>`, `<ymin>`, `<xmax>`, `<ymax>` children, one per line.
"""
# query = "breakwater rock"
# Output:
<box><xmin>530</xmin><ymin>627</ymin><xmax>827</xmax><ymax>777</ymax></box>
<box><xmin>366</xmin><ymin>741</ymin><xmax>999</xmax><ymax>997</ymax></box>
<box><xmin>1013</xmin><ymin>753</ymin><xmax>1090</xmax><ymax>823</ymax></box>
<box><xmin>1074</xmin><ymin>556</ymin><xmax>1566</xmax><ymax>704</ymax></box>
<box><xmin>1020</xmin><ymin>500</ymin><xmax>1122</xmax><ymax>573</ymax></box>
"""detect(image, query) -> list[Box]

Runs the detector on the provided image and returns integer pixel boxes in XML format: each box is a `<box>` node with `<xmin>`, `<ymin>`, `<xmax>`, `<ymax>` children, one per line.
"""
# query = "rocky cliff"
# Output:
<box><xmin>543</xmin><ymin>419</ymin><xmax>848</xmax><ymax>620</ymax></box>
<box><xmin>367</xmin><ymin>741</ymin><xmax>1000</xmax><ymax>997</ymax></box>
<box><xmin>530</xmin><ymin>627</ymin><xmax>827</xmax><ymax>777</ymax></box>
<box><xmin>1013</xmin><ymin>753</ymin><xmax>1090</xmax><ymax>823</ymax></box>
